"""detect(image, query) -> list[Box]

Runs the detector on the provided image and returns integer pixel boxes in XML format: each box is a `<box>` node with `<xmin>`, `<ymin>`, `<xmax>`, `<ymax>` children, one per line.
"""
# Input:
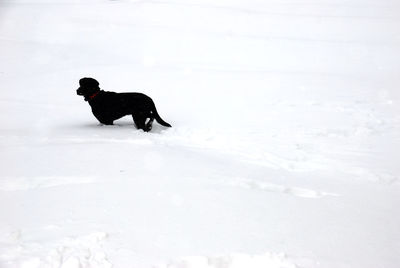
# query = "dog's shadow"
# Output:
<box><xmin>76</xmin><ymin>120</ymin><xmax>167</xmax><ymax>134</ymax></box>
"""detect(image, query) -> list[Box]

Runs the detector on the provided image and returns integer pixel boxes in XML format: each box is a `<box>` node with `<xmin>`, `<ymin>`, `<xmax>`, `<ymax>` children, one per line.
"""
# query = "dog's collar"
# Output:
<box><xmin>88</xmin><ymin>91</ymin><xmax>100</xmax><ymax>101</ymax></box>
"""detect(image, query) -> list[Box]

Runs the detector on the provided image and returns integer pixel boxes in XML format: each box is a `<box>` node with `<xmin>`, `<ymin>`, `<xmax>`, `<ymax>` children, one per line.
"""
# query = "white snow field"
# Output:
<box><xmin>1</xmin><ymin>0</ymin><xmax>400</xmax><ymax>267</ymax></box>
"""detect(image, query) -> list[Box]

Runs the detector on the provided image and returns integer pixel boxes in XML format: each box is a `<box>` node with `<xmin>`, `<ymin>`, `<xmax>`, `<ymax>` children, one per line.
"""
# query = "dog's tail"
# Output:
<box><xmin>151</xmin><ymin>101</ymin><xmax>172</xmax><ymax>128</ymax></box>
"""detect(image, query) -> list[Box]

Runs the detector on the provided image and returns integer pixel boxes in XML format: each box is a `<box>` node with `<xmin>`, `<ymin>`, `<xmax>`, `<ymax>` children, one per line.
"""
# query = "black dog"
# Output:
<box><xmin>77</xmin><ymin>77</ymin><xmax>171</xmax><ymax>132</ymax></box>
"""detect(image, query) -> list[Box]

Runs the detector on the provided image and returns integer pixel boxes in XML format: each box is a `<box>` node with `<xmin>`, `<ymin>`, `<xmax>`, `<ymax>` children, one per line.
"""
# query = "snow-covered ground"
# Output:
<box><xmin>1</xmin><ymin>0</ymin><xmax>400</xmax><ymax>267</ymax></box>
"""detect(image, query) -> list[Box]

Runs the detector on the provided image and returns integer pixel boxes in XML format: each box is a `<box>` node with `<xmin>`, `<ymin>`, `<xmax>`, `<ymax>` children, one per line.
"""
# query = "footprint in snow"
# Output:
<box><xmin>235</xmin><ymin>180</ymin><xmax>339</xmax><ymax>199</ymax></box>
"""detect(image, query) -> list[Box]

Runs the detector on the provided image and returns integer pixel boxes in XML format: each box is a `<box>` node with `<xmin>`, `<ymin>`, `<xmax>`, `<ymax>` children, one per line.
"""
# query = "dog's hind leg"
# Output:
<box><xmin>133</xmin><ymin>113</ymin><xmax>154</xmax><ymax>132</ymax></box>
<box><xmin>132</xmin><ymin>114</ymin><xmax>148</xmax><ymax>131</ymax></box>
<box><xmin>145</xmin><ymin>117</ymin><xmax>154</xmax><ymax>132</ymax></box>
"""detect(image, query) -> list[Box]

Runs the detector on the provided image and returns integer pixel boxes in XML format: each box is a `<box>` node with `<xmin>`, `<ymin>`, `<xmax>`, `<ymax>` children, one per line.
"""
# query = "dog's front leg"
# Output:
<box><xmin>93</xmin><ymin>113</ymin><xmax>113</xmax><ymax>125</ymax></box>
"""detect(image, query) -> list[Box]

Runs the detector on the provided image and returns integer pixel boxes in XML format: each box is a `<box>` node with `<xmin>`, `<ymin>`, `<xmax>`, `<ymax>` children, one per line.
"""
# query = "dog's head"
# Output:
<box><xmin>77</xmin><ymin>77</ymin><xmax>100</xmax><ymax>101</ymax></box>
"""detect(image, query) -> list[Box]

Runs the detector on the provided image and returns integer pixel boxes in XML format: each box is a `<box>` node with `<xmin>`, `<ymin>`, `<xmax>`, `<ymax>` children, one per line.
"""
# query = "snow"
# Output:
<box><xmin>1</xmin><ymin>0</ymin><xmax>400</xmax><ymax>267</ymax></box>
